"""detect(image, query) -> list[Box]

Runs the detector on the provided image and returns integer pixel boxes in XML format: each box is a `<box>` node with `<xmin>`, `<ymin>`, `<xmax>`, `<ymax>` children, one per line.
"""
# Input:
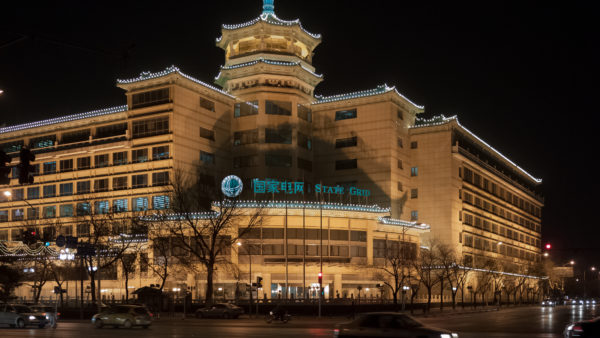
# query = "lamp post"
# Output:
<box><xmin>402</xmin><ymin>285</ymin><xmax>410</xmax><ymax>311</ymax></box>
<box><xmin>237</xmin><ymin>241</ymin><xmax>252</xmax><ymax>318</ymax></box>
<box><xmin>584</xmin><ymin>266</ymin><xmax>596</xmax><ymax>299</ymax></box>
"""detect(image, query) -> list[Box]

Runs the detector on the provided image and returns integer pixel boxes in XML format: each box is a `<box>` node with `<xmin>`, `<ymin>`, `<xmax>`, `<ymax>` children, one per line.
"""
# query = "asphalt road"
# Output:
<box><xmin>0</xmin><ymin>305</ymin><xmax>597</xmax><ymax>337</ymax></box>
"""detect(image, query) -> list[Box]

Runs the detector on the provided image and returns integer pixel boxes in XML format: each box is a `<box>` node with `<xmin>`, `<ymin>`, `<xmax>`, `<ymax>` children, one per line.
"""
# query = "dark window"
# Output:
<box><xmin>297</xmin><ymin>157</ymin><xmax>312</xmax><ymax>171</ymax></box>
<box><xmin>95</xmin><ymin>201</ymin><xmax>109</xmax><ymax>214</ymax></box>
<box><xmin>27</xmin><ymin>187</ymin><xmax>40</xmax><ymax>199</ymax></box>
<box><xmin>131</xmin><ymin>88</ymin><xmax>170</xmax><ymax>108</ymax></box>
<box><xmin>62</xmin><ymin>129</ymin><xmax>90</xmax><ymax>144</ymax></box>
<box><xmin>77</xmin><ymin>203</ymin><xmax>91</xmax><ymax>216</ymax></box>
<box><xmin>265</xmin><ymin>100</ymin><xmax>292</xmax><ymax>116</ymax></box>
<box><xmin>298</xmin><ymin>104</ymin><xmax>312</xmax><ymax>122</ymax></box>
<box><xmin>335</xmin><ymin>136</ymin><xmax>357</xmax><ymax>148</ymax></box>
<box><xmin>77</xmin><ymin>181</ymin><xmax>90</xmax><ymax>194</ymax></box>
<box><xmin>152</xmin><ymin>172</ymin><xmax>169</xmax><ymax>186</ymax></box>
<box><xmin>200</xmin><ymin>151</ymin><xmax>215</xmax><ymax>164</ymax></box>
<box><xmin>335</xmin><ymin>159</ymin><xmax>357</xmax><ymax>170</ymax></box>
<box><xmin>233</xmin><ymin>155</ymin><xmax>258</xmax><ymax>168</ymax></box>
<box><xmin>0</xmin><ymin>211</ymin><xmax>9</xmax><ymax>222</ymax></box>
<box><xmin>60</xmin><ymin>159</ymin><xmax>73</xmax><ymax>172</ymax></box>
<box><xmin>77</xmin><ymin>223</ymin><xmax>90</xmax><ymax>236</ymax></box>
<box><xmin>95</xmin><ymin>123</ymin><xmax>127</xmax><ymax>139</ymax></box>
<box><xmin>265</xmin><ymin>128</ymin><xmax>292</xmax><ymax>144</ymax></box>
<box><xmin>152</xmin><ymin>145</ymin><xmax>170</xmax><ymax>160</ymax></box>
<box><xmin>27</xmin><ymin>207</ymin><xmax>39</xmax><ymax>220</ymax></box>
<box><xmin>43</xmin><ymin>161</ymin><xmax>56</xmax><ymax>174</ymax></box>
<box><xmin>94</xmin><ymin>154</ymin><xmax>109</xmax><ymax>167</ymax></box>
<box><xmin>113</xmin><ymin>151</ymin><xmax>128</xmax><ymax>165</ymax></box>
<box><xmin>411</xmin><ymin>141</ymin><xmax>418</xmax><ymax>149</ymax></box>
<box><xmin>30</xmin><ymin>135</ymin><xmax>56</xmax><ymax>149</ymax></box>
<box><xmin>132</xmin><ymin>148</ymin><xmax>148</xmax><ymax>163</ymax></box>
<box><xmin>233</xmin><ymin>129</ymin><xmax>258</xmax><ymax>146</ymax></box>
<box><xmin>200</xmin><ymin>97</ymin><xmax>215</xmax><ymax>112</ymax></box>
<box><xmin>200</xmin><ymin>128</ymin><xmax>215</xmax><ymax>141</ymax></box>
<box><xmin>331</xmin><ymin>230</ymin><xmax>349</xmax><ymax>241</ymax></box>
<box><xmin>43</xmin><ymin>206</ymin><xmax>56</xmax><ymax>219</ymax></box>
<box><xmin>265</xmin><ymin>154</ymin><xmax>292</xmax><ymax>167</ymax></box>
<box><xmin>0</xmin><ymin>140</ymin><xmax>24</xmax><ymax>153</ymax></box>
<box><xmin>43</xmin><ymin>185</ymin><xmax>56</xmax><ymax>198</ymax></box>
<box><xmin>263</xmin><ymin>228</ymin><xmax>284</xmax><ymax>239</ymax></box>
<box><xmin>335</xmin><ymin>109</ymin><xmax>357</xmax><ymax>121</ymax></box>
<box><xmin>298</xmin><ymin>132</ymin><xmax>312</xmax><ymax>150</ymax></box>
<box><xmin>397</xmin><ymin>159</ymin><xmax>403</xmax><ymax>169</ymax></box>
<box><xmin>397</xmin><ymin>181</ymin><xmax>403</xmax><ymax>191</ymax></box>
<box><xmin>411</xmin><ymin>189</ymin><xmax>418</xmax><ymax>199</ymax></box>
<box><xmin>11</xmin><ymin>188</ymin><xmax>24</xmax><ymax>200</ymax></box>
<box><xmin>113</xmin><ymin>176</ymin><xmax>128</xmax><ymax>190</ymax></box>
<box><xmin>397</xmin><ymin>138</ymin><xmax>403</xmax><ymax>148</ymax></box>
<box><xmin>60</xmin><ymin>183</ymin><xmax>73</xmax><ymax>196</ymax></box>
<box><xmin>94</xmin><ymin>179</ymin><xmax>109</xmax><ymax>192</ymax></box>
<box><xmin>234</xmin><ymin>101</ymin><xmax>258</xmax><ymax>117</ymax></box>
<box><xmin>132</xmin><ymin>174</ymin><xmax>148</xmax><ymax>188</ymax></box>
<box><xmin>77</xmin><ymin>157</ymin><xmax>91</xmax><ymax>169</ymax></box>
<box><xmin>351</xmin><ymin>231</ymin><xmax>367</xmax><ymax>242</ymax></box>
<box><xmin>60</xmin><ymin>204</ymin><xmax>74</xmax><ymax>217</ymax></box>
<box><xmin>132</xmin><ymin>117</ymin><xmax>169</xmax><ymax>138</ymax></box>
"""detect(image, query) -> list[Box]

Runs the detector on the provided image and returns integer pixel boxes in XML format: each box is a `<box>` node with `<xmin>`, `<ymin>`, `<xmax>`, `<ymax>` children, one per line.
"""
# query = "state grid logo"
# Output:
<box><xmin>221</xmin><ymin>175</ymin><xmax>243</xmax><ymax>198</ymax></box>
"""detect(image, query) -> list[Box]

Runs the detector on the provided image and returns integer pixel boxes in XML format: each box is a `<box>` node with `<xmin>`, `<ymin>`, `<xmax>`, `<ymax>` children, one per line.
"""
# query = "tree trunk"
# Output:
<box><xmin>205</xmin><ymin>262</ymin><xmax>215</xmax><ymax>304</ymax></box>
<box><xmin>426</xmin><ymin>287</ymin><xmax>432</xmax><ymax>312</ymax></box>
<box><xmin>439</xmin><ymin>279</ymin><xmax>444</xmax><ymax>310</ymax></box>
<box><xmin>89</xmin><ymin>272</ymin><xmax>97</xmax><ymax>303</ymax></box>
<box><xmin>125</xmin><ymin>272</ymin><xmax>129</xmax><ymax>303</ymax></box>
<box><xmin>451</xmin><ymin>291</ymin><xmax>456</xmax><ymax>309</ymax></box>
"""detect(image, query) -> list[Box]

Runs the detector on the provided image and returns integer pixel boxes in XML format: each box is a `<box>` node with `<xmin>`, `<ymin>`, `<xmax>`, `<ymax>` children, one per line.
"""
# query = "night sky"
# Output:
<box><xmin>1</xmin><ymin>1</ymin><xmax>599</xmax><ymax>266</ymax></box>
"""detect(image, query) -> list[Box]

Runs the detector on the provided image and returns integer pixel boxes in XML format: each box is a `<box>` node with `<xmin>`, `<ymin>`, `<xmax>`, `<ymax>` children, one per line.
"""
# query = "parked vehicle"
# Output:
<box><xmin>195</xmin><ymin>303</ymin><xmax>244</xmax><ymax>319</ymax></box>
<box><xmin>564</xmin><ymin>317</ymin><xmax>600</xmax><ymax>337</ymax></box>
<box><xmin>91</xmin><ymin>305</ymin><xmax>152</xmax><ymax>329</ymax></box>
<box><xmin>0</xmin><ymin>304</ymin><xmax>50</xmax><ymax>328</ymax></box>
<box><xmin>333</xmin><ymin>312</ymin><xmax>458</xmax><ymax>338</ymax></box>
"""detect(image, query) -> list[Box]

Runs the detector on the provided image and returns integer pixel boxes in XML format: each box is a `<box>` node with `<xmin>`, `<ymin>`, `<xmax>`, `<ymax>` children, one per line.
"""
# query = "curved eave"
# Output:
<box><xmin>215</xmin><ymin>58</ymin><xmax>323</xmax><ymax>83</ymax></box>
<box><xmin>411</xmin><ymin>115</ymin><xmax>543</xmax><ymax>184</ymax></box>
<box><xmin>313</xmin><ymin>84</ymin><xmax>424</xmax><ymax>111</ymax></box>
<box><xmin>377</xmin><ymin>217</ymin><xmax>431</xmax><ymax>232</ymax></box>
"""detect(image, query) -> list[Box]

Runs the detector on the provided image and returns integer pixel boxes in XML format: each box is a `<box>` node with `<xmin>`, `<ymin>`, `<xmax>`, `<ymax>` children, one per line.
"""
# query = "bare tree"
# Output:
<box><xmin>435</xmin><ymin>243</ymin><xmax>455</xmax><ymax>310</ymax></box>
<box><xmin>0</xmin><ymin>258</ymin><xmax>23</xmax><ymax>303</ymax></box>
<box><xmin>413</xmin><ymin>240</ymin><xmax>441</xmax><ymax>312</ymax></box>
<box><xmin>446</xmin><ymin>256</ymin><xmax>471</xmax><ymax>309</ymax></box>
<box><xmin>372</xmin><ymin>232</ymin><xmax>415</xmax><ymax>309</ymax></box>
<box><xmin>474</xmin><ymin>259</ymin><xmax>496</xmax><ymax>306</ymax></box>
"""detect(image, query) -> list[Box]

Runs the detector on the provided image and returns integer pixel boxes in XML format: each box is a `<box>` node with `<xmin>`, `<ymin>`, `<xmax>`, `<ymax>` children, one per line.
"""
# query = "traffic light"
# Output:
<box><xmin>545</xmin><ymin>243</ymin><xmax>552</xmax><ymax>250</ymax></box>
<box><xmin>18</xmin><ymin>147</ymin><xmax>35</xmax><ymax>185</ymax></box>
<box><xmin>256</xmin><ymin>276</ymin><xmax>263</xmax><ymax>288</ymax></box>
<box><xmin>22</xmin><ymin>230</ymin><xmax>38</xmax><ymax>245</ymax></box>
<box><xmin>0</xmin><ymin>150</ymin><xmax>11</xmax><ymax>185</ymax></box>
<box><xmin>318</xmin><ymin>272</ymin><xmax>322</xmax><ymax>285</ymax></box>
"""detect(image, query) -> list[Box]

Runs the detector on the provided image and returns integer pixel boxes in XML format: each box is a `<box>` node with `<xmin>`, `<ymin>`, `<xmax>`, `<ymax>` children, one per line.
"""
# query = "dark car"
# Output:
<box><xmin>565</xmin><ymin>317</ymin><xmax>600</xmax><ymax>337</ymax></box>
<box><xmin>91</xmin><ymin>305</ymin><xmax>152</xmax><ymax>329</ymax></box>
<box><xmin>195</xmin><ymin>303</ymin><xmax>244</xmax><ymax>319</ymax></box>
<box><xmin>334</xmin><ymin>312</ymin><xmax>458</xmax><ymax>338</ymax></box>
<box><xmin>541</xmin><ymin>298</ymin><xmax>557</xmax><ymax>307</ymax></box>
<box><xmin>29</xmin><ymin>305</ymin><xmax>58</xmax><ymax>327</ymax></box>
<box><xmin>0</xmin><ymin>304</ymin><xmax>50</xmax><ymax>328</ymax></box>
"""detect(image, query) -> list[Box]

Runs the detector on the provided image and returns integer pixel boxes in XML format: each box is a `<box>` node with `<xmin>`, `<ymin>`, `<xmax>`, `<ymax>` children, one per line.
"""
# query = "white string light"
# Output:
<box><xmin>313</xmin><ymin>84</ymin><xmax>424</xmax><ymax>110</ymax></box>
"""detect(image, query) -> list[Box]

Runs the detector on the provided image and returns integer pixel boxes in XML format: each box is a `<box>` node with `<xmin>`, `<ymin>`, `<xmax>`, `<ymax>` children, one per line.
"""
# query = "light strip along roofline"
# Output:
<box><xmin>219</xmin><ymin>13</ymin><xmax>321</xmax><ymax>40</ymax></box>
<box><xmin>412</xmin><ymin>115</ymin><xmax>542</xmax><ymax>183</ymax></box>
<box><xmin>313</xmin><ymin>84</ymin><xmax>424</xmax><ymax>110</ymax></box>
<box><xmin>218</xmin><ymin>58</ymin><xmax>323</xmax><ymax>78</ymax></box>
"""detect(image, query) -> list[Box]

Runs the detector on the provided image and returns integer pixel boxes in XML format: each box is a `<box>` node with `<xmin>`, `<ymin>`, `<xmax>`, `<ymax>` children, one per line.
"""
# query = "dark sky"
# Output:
<box><xmin>1</xmin><ymin>1</ymin><xmax>599</xmax><ymax>264</ymax></box>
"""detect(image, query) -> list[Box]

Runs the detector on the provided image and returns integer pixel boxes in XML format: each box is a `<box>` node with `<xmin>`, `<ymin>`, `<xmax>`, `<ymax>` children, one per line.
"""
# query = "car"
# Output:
<box><xmin>195</xmin><ymin>303</ymin><xmax>244</xmax><ymax>319</ymax></box>
<box><xmin>564</xmin><ymin>317</ymin><xmax>600</xmax><ymax>337</ymax></box>
<box><xmin>542</xmin><ymin>299</ymin><xmax>556</xmax><ymax>307</ymax></box>
<box><xmin>91</xmin><ymin>305</ymin><xmax>152</xmax><ymax>329</ymax></box>
<box><xmin>29</xmin><ymin>305</ymin><xmax>59</xmax><ymax>327</ymax></box>
<box><xmin>0</xmin><ymin>304</ymin><xmax>51</xmax><ymax>328</ymax></box>
<box><xmin>584</xmin><ymin>299</ymin><xmax>597</xmax><ymax>306</ymax></box>
<box><xmin>333</xmin><ymin>312</ymin><xmax>459</xmax><ymax>338</ymax></box>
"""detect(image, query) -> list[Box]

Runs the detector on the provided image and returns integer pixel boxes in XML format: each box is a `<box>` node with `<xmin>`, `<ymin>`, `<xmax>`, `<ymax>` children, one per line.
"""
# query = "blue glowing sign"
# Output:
<box><xmin>221</xmin><ymin>175</ymin><xmax>243</xmax><ymax>197</ymax></box>
<box><xmin>252</xmin><ymin>179</ymin><xmax>370</xmax><ymax>197</ymax></box>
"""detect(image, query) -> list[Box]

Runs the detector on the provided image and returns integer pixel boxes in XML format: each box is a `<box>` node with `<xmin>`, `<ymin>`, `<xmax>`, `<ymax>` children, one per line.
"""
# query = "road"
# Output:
<box><xmin>0</xmin><ymin>305</ymin><xmax>597</xmax><ymax>337</ymax></box>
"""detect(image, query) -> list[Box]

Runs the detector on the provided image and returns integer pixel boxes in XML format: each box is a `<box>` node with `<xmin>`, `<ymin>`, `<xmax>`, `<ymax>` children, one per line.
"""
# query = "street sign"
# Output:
<box><xmin>55</xmin><ymin>235</ymin><xmax>65</xmax><ymax>247</ymax></box>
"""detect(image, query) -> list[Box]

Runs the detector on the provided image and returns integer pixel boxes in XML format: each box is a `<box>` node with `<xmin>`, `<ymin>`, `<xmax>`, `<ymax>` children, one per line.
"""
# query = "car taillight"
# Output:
<box><xmin>573</xmin><ymin>325</ymin><xmax>583</xmax><ymax>332</ymax></box>
<box><xmin>333</xmin><ymin>329</ymin><xmax>340</xmax><ymax>337</ymax></box>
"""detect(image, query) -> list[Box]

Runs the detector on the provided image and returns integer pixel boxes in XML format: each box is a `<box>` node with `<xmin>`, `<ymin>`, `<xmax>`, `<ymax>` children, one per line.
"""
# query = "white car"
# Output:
<box><xmin>0</xmin><ymin>304</ymin><xmax>51</xmax><ymax>328</ymax></box>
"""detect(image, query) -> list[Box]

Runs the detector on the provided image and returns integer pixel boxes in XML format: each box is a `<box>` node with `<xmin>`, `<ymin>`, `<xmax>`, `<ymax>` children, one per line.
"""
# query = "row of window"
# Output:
<box><xmin>463</xmin><ymin>233</ymin><xmax>539</xmax><ymax>262</ymax></box>
<box><xmin>0</xmin><ymin>195</ymin><xmax>170</xmax><ymax>222</ymax></box>
<box><xmin>233</xmin><ymin>101</ymin><xmax>312</xmax><ymax>122</ymax></box>
<box><xmin>229</xmin><ymin>128</ymin><xmax>312</xmax><ymax>150</ymax></box>
<box><xmin>463</xmin><ymin>212</ymin><xmax>541</xmax><ymax>248</ymax></box>
<box><xmin>462</xmin><ymin>191</ymin><xmax>540</xmax><ymax>233</ymax></box>
<box><xmin>239</xmin><ymin>228</ymin><xmax>367</xmax><ymax>241</ymax></box>
<box><xmin>463</xmin><ymin>167</ymin><xmax>541</xmax><ymax>217</ymax></box>
<box><xmin>232</xmin><ymin>154</ymin><xmax>313</xmax><ymax>171</ymax></box>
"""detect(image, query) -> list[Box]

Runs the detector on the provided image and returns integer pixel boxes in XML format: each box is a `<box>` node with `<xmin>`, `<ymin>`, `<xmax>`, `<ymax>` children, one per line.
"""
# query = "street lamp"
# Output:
<box><xmin>584</xmin><ymin>267</ymin><xmax>596</xmax><ymax>299</ymax></box>
<box><xmin>236</xmin><ymin>241</ymin><xmax>254</xmax><ymax>318</ymax></box>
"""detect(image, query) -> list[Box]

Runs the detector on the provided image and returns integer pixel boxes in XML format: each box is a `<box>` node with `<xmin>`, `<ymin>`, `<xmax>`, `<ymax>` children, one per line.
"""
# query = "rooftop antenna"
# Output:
<box><xmin>262</xmin><ymin>0</ymin><xmax>275</xmax><ymax>15</ymax></box>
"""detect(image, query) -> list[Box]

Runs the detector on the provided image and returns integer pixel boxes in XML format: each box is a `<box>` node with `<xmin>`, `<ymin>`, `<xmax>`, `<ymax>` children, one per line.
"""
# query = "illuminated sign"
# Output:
<box><xmin>252</xmin><ymin>179</ymin><xmax>370</xmax><ymax>197</ymax></box>
<box><xmin>221</xmin><ymin>175</ymin><xmax>243</xmax><ymax>197</ymax></box>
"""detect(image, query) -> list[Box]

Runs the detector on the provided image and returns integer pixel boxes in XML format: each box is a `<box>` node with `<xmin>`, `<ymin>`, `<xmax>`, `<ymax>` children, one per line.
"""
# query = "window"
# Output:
<box><xmin>265</xmin><ymin>128</ymin><xmax>292</xmax><ymax>144</ymax></box>
<box><xmin>265</xmin><ymin>154</ymin><xmax>292</xmax><ymax>167</ymax></box>
<box><xmin>27</xmin><ymin>207</ymin><xmax>39</xmax><ymax>220</ymax></box>
<box><xmin>77</xmin><ymin>157</ymin><xmax>91</xmax><ymax>169</ymax></box>
<box><xmin>297</xmin><ymin>132</ymin><xmax>312</xmax><ymax>150</ymax></box>
<box><xmin>0</xmin><ymin>140</ymin><xmax>24</xmax><ymax>154</ymax></box>
<box><xmin>297</xmin><ymin>157</ymin><xmax>312</xmax><ymax>171</ymax></box>
<box><xmin>132</xmin><ymin>116</ymin><xmax>169</xmax><ymax>138</ymax></box>
<box><xmin>397</xmin><ymin>138</ymin><xmax>403</xmax><ymax>148</ymax></box>
<box><xmin>373</xmin><ymin>239</ymin><xmax>386</xmax><ymax>258</ymax></box>
<box><xmin>152</xmin><ymin>172</ymin><xmax>169</xmax><ymax>186</ymax></box>
<box><xmin>77</xmin><ymin>181</ymin><xmax>91</xmax><ymax>194</ymax></box>
<box><xmin>132</xmin><ymin>197</ymin><xmax>148</xmax><ymax>211</ymax></box>
<box><xmin>351</xmin><ymin>231</ymin><xmax>367</xmax><ymax>242</ymax></box>
<box><xmin>62</xmin><ymin>129</ymin><xmax>90</xmax><ymax>144</ymax></box>
<box><xmin>77</xmin><ymin>223</ymin><xmax>90</xmax><ymax>236</ymax></box>
<box><xmin>233</xmin><ymin>155</ymin><xmax>259</xmax><ymax>168</ymax></box>
<box><xmin>265</xmin><ymin>100</ymin><xmax>292</xmax><ymax>116</ymax></box>
<box><xmin>113</xmin><ymin>199</ymin><xmax>128</xmax><ymax>213</ymax></box>
<box><xmin>30</xmin><ymin>135</ymin><xmax>56</xmax><ymax>149</ymax></box>
<box><xmin>60</xmin><ymin>204</ymin><xmax>74</xmax><ymax>217</ymax></box>
<box><xmin>331</xmin><ymin>230</ymin><xmax>349</xmax><ymax>241</ymax></box>
<box><xmin>43</xmin><ymin>161</ymin><xmax>56</xmax><ymax>174</ymax></box>
<box><xmin>95</xmin><ymin>123</ymin><xmax>127</xmax><ymax>139</ymax></box>
<box><xmin>330</xmin><ymin>245</ymin><xmax>349</xmax><ymax>257</ymax></box>
<box><xmin>60</xmin><ymin>159</ymin><xmax>73</xmax><ymax>172</ymax></box>
<box><xmin>11</xmin><ymin>209</ymin><xmax>24</xmax><ymax>221</ymax></box>
<box><xmin>153</xmin><ymin>195</ymin><xmax>170</xmax><ymax>210</ymax></box>
<box><xmin>94</xmin><ymin>179</ymin><xmax>109</xmax><ymax>192</ymax></box>
<box><xmin>0</xmin><ymin>230</ymin><xmax>8</xmax><ymax>240</ymax></box>
<box><xmin>11</xmin><ymin>188</ymin><xmax>24</xmax><ymax>200</ymax></box>
<box><xmin>94</xmin><ymin>154</ymin><xmax>109</xmax><ymax>167</ymax></box>
<box><xmin>234</xmin><ymin>101</ymin><xmax>258</xmax><ymax>117</ymax></box>
<box><xmin>27</xmin><ymin>187</ymin><xmax>39</xmax><ymax>199</ymax></box>
<box><xmin>0</xmin><ymin>210</ymin><xmax>9</xmax><ymax>222</ymax></box>
<box><xmin>335</xmin><ymin>109</ymin><xmax>357</xmax><ymax>121</ymax></box>
<box><xmin>410</xmin><ymin>189</ymin><xmax>418</xmax><ymax>199</ymax></box>
<box><xmin>43</xmin><ymin>206</ymin><xmax>56</xmax><ymax>219</ymax></box>
<box><xmin>397</xmin><ymin>182</ymin><xmax>403</xmax><ymax>191</ymax></box>
<box><xmin>411</xmin><ymin>141</ymin><xmax>418</xmax><ymax>149</ymax></box>
<box><xmin>298</xmin><ymin>104</ymin><xmax>312</xmax><ymax>122</ymax></box>
<box><xmin>351</xmin><ymin>246</ymin><xmax>367</xmax><ymax>257</ymax></box>
<box><xmin>152</xmin><ymin>145</ymin><xmax>170</xmax><ymax>160</ymax></box>
<box><xmin>43</xmin><ymin>185</ymin><xmax>56</xmax><ymax>198</ymax></box>
<box><xmin>95</xmin><ymin>201</ymin><xmax>109</xmax><ymax>214</ymax></box>
<box><xmin>335</xmin><ymin>159</ymin><xmax>357</xmax><ymax>170</ymax></box>
<box><xmin>410</xmin><ymin>167</ymin><xmax>418</xmax><ymax>176</ymax></box>
<box><xmin>132</xmin><ymin>174</ymin><xmax>148</xmax><ymax>188</ymax></box>
<box><xmin>263</xmin><ymin>228</ymin><xmax>284</xmax><ymax>239</ymax></box>
<box><xmin>131</xmin><ymin>88</ymin><xmax>170</xmax><ymax>108</ymax></box>
<box><xmin>263</xmin><ymin>244</ymin><xmax>284</xmax><ymax>255</ymax></box>
<box><xmin>233</xmin><ymin>129</ymin><xmax>258</xmax><ymax>146</ymax></box>
<box><xmin>397</xmin><ymin>109</ymin><xmax>404</xmax><ymax>120</ymax></box>
<box><xmin>410</xmin><ymin>211</ymin><xmax>418</xmax><ymax>221</ymax></box>
<box><xmin>113</xmin><ymin>176</ymin><xmax>128</xmax><ymax>190</ymax></box>
<box><xmin>199</xmin><ymin>128</ymin><xmax>215</xmax><ymax>141</ymax></box>
<box><xmin>113</xmin><ymin>151</ymin><xmax>128</xmax><ymax>165</ymax></box>
<box><xmin>335</xmin><ymin>136</ymin><xmax>357</xmax><ymax>148</ymax></box>
<box><xmin>200</xmin><ymin>151</ymin><xmax>215</xmax><ymax>164</ymax></box>
<box><xmin>59</xmin><ymin>183</ymin><xmax>73</xmax><ymax>196</ymax></box>
<box><xmin>76</xmin><ymin>203</ymin><xmax>91</xmax><ymax>216</ymax></box>
<box><xmin>199</xmin><ymin>97</ymin><xmax>215</xmax><ymax>112</ymax></box>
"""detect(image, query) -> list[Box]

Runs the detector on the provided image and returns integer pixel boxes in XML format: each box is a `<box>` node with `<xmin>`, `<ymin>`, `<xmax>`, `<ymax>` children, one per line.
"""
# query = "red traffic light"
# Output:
<box><xmin>545</xmin><ymin>243</ymin><xmax>551</xmax><ymax>250</ymax></box>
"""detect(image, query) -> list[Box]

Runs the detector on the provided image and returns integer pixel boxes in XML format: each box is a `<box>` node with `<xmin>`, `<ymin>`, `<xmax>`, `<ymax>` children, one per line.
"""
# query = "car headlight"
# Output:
<box><xmin>542</xmin><ymin>302</ymin><xmax>546</xmax><ymax>305</ymax></box>
<box><xmin>29</xmin><ymin>315</ymin><xmax>36</xmax><ymax>320</ymax></box>
<box><xmin>46</xmin><ymin>315</ymin><xmax>50</xmax><ymax>320</ymax></box>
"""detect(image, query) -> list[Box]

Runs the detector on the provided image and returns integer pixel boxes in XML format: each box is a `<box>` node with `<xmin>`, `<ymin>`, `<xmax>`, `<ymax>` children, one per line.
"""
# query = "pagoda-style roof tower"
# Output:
<box><xmin>215</xmin><ymin>0</ymin><xmax>323</xmax><ymax>98</ymax></box>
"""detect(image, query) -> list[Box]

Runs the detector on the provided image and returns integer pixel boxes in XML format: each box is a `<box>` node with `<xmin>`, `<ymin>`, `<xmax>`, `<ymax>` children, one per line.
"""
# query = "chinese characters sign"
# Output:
<box><xmin>252</xmin><ymin>179</ymin><xmax>370</xmax><ymax>197</ymax></box>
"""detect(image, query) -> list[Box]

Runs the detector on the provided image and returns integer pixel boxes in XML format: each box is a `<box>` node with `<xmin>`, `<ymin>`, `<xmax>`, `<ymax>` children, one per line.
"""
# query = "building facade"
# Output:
<box><xmin>0</xmin><ymin>1</ymin><xmax>542</xmax><ymax>301</ymax></box>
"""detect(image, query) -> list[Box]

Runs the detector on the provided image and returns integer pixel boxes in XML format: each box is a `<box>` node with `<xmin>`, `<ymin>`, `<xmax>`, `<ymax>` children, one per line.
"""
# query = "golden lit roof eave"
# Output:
<box><xmin>411</xmin><ymin>115</ymin><xmax>543</xmax><ymax>184</ymax></box>
<box><xmin>312</xmin><ymin>84</ymin><xmax>424</xmax><ymax>112</ymax></box>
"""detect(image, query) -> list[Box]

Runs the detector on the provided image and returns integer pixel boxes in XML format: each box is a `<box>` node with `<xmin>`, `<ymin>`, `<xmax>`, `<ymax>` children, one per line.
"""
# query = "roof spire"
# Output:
<box><xmin>262</xmin><ymin>0</ymin><xmax>274</xmax><ymax>15</ymax></box>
